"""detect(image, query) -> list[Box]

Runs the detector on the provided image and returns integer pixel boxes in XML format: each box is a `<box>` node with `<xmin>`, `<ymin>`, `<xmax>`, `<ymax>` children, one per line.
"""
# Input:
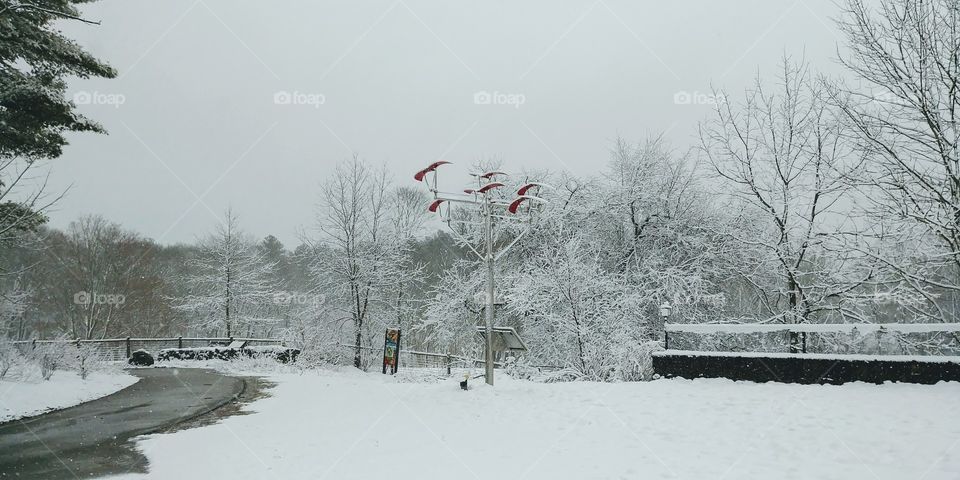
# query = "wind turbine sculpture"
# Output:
<box><xmin>413</xmin><ymin>161</ymin><xmax>548</xmax><ymax>385</ymax></box>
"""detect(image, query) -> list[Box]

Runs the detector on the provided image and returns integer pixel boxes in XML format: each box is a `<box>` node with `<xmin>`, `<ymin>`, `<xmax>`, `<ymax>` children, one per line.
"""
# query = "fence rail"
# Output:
<box><xmin>341</xmin><ymin>344</ymin><xmax>495</xmax><ymax>373</ymax></box>
<box><xmin>12</xmin><ymin>337</ymin><xmax>561</xmax><ymax>373</ymax></box>
<box><xmin>663</xmin><ymin>322</ymin><xmax>960</xmax><ymax>355</ymax></box>
<box><xmin>13</xmin><ymin>337</ymin><xmax>285</xmax><ymax>362</ymax></box>
<box><xmin>664</xmin><ymin>323</ymin><xmax>960</xmax><ymax>334</ymax></box>
<box><xmin>340</xmin><ymin>344</ymin><xmax>564</xmax><ymax>373</ymax></box>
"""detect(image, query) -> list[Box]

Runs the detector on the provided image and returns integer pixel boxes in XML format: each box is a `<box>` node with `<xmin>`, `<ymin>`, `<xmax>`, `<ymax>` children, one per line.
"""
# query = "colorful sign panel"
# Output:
<box><xmin>382</xmin><ymin>328</ymin><xmax>401</xmax><ymax>374</ymax></box>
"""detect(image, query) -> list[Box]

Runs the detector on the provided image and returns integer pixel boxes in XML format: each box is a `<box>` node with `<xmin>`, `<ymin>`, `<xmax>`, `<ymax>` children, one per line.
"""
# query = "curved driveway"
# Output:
<box><xmin>0</xmin><ymin>368</ymin><xmax>244</xmax><ymax>479</ymax></box>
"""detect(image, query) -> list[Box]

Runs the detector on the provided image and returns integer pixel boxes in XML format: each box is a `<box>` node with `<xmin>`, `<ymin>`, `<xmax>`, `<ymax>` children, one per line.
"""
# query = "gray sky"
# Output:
<box><xmin>50</xmin><ymin>0</ymin><xmax>846</xmax><ymax>247</ymax></box>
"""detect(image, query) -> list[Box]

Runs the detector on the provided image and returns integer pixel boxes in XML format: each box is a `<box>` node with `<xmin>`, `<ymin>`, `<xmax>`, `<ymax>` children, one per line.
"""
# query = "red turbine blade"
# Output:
<box><xmin>480</xmin><ymin>170</ymin><xmax>507</xmax><ymax>179</ymax></box>
<box><xmin>508</xmin><ymin>197</ymin><xmax>527</xmax><ymax>214</ymax></box>
<box><xmin>478</xmin><ymin>182</ymin><xmax>505</xmax><ymax>194</ymax></box>
<box><xmin>508</xmin><ymin>195</ymin><xmax>546</xmax><ymax>213</ymax></box>
<box><xmin>414</xmin><ymin>160</ymin><xmax>451</xmax><ymax>182</ymax></box>
<box><xmin>517</xmin><ymin>182</ymin><xmax>551</xmax><ymax>196</ymax></box>
<box><xmin>428</xmin><ymin>199</ymin><xmax>446</xmax><ymax>213</ymax></box>
<box><xmin>516</xmin><ymin>183</ymin><xmax>536</xmax><ymax>196</ymax></box>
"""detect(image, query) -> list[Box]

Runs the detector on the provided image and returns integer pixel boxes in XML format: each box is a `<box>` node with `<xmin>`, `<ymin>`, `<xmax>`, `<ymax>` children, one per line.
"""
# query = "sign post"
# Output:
<box><xmin>382</xmin><ymin>328</ymin><xmax>401</xmax><ymax>374</ymax></box>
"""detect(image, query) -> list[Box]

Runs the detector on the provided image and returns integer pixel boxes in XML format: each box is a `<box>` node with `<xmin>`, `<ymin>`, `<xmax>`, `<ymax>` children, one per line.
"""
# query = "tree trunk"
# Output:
<box><xmin>788</xmin><ymin>278</ymin><xmax>805</xmax><ymax>353</ymax></box>
<box><xmin>225</xmin><ymin>266</ymin><xmax>231</xmax><ymax>338</ymax></box>
<box><xmin>353</xmin><ymin>319</ymin><xmax>362</xmax><ymax>368</ymax></box>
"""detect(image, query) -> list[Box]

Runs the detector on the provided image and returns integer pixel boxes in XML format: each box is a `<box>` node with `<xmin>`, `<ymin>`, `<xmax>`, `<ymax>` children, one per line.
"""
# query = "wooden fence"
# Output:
<box><xmin>12</xmin><ymin>337</ymin><xmax>285</xmax><ymax>362</ymax></box>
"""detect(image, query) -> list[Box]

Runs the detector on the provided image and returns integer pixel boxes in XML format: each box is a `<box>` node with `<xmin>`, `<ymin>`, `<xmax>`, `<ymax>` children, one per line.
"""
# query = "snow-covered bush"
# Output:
<box><xmin>417</xmin><ymin>262</ymin><xmax>483</xmax><ymax>356</ymax></box>
<box><xmin>33</xmin><ymin>343</ymin><xmax>65</xmax><ymax>381</ymax></box>
<box><xmin>0</xmin><ymin>339</ymin><xmax>21</xmax><ymax>380</ymax></box>
<box><xmin>281</xmin><ymin>302</ymin><xmax>343</xmax><ymax>369</ymax></box>
<box><xmin>74</xmin><ymin>343</ymin><xmax>103</xmax><ymax>380</ymax></box>
<box><xmin>502</xmin><ymin>356</ymin><xmax>542</xmax><ymax>381</ymax></box>
<box><xmin>611</xmin><ymin>340</ymin><xmax>663</xmax><ymax>381</ymax></box>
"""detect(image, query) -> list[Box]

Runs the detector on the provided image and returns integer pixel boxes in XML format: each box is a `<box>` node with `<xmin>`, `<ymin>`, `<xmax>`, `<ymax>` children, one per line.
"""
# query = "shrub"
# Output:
<box><xmin>29</xmin><ymin>341</ymin><xmax>71</xmax><ymax>381</ymax></box>
<box><xmin>0</xmin><ymin>340</ymin><xmax>20</xmax><ymax>380</ymax></box>
<box><xmin>158</xmin><ymin>346</ymin><xmax>299</xmax><ymax>363</ymax></box>
<box><xmin>128</xmin><ymin>349</ymin><xmax>155</xmax><ymax>366</ymax></box>
<box><xmin>74</xmin><ymin>343</ymin><xmax>104</xmax><ymax>380</ymax></box>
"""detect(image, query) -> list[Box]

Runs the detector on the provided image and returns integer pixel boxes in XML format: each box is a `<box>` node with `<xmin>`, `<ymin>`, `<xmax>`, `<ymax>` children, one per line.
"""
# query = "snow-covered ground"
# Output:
<box><xmin>0</xmin><ymin>371</ymin><xmax>138</xmax><ymax>422</ymax></box>
<box><xmin>114</xmin><ymin>368</ymin><xmax>960</xmax><ymax>480</ymax></box>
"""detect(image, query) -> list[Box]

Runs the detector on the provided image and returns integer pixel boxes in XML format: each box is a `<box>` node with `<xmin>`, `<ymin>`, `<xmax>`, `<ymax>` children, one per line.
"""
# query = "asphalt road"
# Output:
<box><xmin>0</xmin><ymin>368</ymin><xmax>245</xmax><ymax>479</ymax></box>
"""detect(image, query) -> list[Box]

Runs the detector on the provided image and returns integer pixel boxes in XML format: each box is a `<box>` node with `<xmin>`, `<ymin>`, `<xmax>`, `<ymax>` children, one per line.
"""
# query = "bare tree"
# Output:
<box><xmin>0</xmin><ymin>159</ymin><xmax>58</xmax><ymax>254</ymax></box>
<box><xmin>701</xmin><ymin>58</ymin><xmax>868</xmax><ymax>351</ymax></box>
<box><xmin>832</xmin><ymin>0</ymin><xmax>960</xmax><ymax>325</ymax></box>
<box><xmin>35</xmin><ymin>216</ymin><xmax>168</xmax><ymax>339</ymax></box>
<box><xmin>312</xmin><ymin>156</ymin><xmax>393</xmax><ymax>368</ymax></box>
<box><xmin>383</xmin><ymin>186</ymin><xmax>429</xmax><ymax>332</ymax></box>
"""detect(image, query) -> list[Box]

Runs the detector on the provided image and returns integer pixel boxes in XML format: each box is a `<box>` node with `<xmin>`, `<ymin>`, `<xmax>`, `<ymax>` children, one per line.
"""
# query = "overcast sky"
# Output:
<box><xmin>49</xmin><ymin>0</ymin><xmax>847</xmax><ymax>247</ymax></box>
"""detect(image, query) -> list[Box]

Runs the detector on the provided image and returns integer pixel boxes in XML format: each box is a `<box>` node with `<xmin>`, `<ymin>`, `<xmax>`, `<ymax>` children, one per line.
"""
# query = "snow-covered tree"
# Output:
<box><xmin>175</xmin><ymin>209</ymin><xmax>279</xmax><ymax>337</ymax></box>
<box><xmin>418</xmin><ymin>259</ymin><xmax>483</xmax><ymax>356</ymax></box>
<box><xmin>308</xmin><ymin>156</ymin><xmax>428</xmax><ymax>368</ymax></box>
<box><xmin>0</xmin><ymin>277</ymin><xmax>30</xmax><ymax>339</ymax></box>
<box><xmin>831</xmin><ymin>0</ymin><xmax>960</xmax><ymax>329</ymax></box>
<box><xmin>700</xmin><ymin>58</ymin><xmax>871</xmax><ymax>351</ymax></box>
<box><xmin>412</xmin><ymin>139</ymin><xmax>738</xmax><ymax>379</ymax></box>
<box><xmin>381</xmin><ymin>186</ymin><xmax>429</xmax><ymax>332</ymax></box>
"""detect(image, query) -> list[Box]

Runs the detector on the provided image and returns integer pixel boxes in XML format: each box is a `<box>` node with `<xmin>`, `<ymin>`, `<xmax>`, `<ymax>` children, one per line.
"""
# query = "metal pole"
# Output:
<box><xmin>484</xmin><ymin>199</ymin><xmax>495</xmax><ymax>386</ymax></box>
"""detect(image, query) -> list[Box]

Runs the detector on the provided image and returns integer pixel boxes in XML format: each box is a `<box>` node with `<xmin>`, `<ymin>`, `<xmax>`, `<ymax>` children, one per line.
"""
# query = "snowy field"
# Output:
<box><xmin>0</xmin><ymin>371</ymin><xmax>138</xmax><ymax>422</ymax></box>
<box><xmin>116</xmin><ymin>368</ymin><xmax>960</xmax><ymax>480</ymax></box>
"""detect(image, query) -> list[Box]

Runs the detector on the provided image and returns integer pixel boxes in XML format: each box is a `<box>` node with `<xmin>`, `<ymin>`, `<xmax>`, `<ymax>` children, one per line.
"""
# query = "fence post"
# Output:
<box><xmin>32</xmin><ymin>339</ymin><xmax>36</xmax><ymax>351</ymax></box>
<box><xmin>664</xmin><ymin>331</ymin><xmax>670</xmax><ymax>350</ymax></box>
<box><xmin>178</xmin><ymin>336</ymin><xmax>183</xmax><ymax>349</ymax></box>
<box><xmin>446</xmin><ymin>354</ymin><xmax>452</xmax><ymax>375</ymax></box>
<box><xmin>125</xmin><ymin>337</ymin><xmax>131</xmax><ymax>359</ymax></box>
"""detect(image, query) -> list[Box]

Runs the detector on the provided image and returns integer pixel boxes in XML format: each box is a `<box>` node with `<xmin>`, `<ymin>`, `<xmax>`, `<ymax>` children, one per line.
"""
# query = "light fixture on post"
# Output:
<box><xmin>659</xmin><ymin>302</ymin><xmax>673</xmax><ymax>350</ymax></box>
<box><xmin>414</xmin><ymin>161</ymin><xmax>548</xmax><ymax>386</ymax></box>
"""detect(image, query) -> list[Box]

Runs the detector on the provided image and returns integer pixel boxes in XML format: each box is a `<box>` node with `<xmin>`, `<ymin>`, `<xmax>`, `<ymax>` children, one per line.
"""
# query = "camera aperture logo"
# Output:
<box><xmin>74</xmin><ymin>291</ymin><xmax>126</xmax><ymax>307</ymax></box>
<box><xmin>274</xmin><ymin>90</ymin><xmax>325</xmax><ymax>108</ymax></box>
<box><xmin>474</xmin><ymin>90</ymin><xmax>526</xmax><ymax>109</ymax></box>
<box><xmin>73</xmin><ymin>91</ymin><xmax>126</xmax><ymax>108</ymax></box>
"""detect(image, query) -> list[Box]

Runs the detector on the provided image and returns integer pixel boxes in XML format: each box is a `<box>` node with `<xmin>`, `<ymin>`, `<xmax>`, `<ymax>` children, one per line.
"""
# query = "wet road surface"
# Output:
<box><xmin>0</xmin><ymin>368</ymin><xmax>246</xmax><ymax>479</ymax></box>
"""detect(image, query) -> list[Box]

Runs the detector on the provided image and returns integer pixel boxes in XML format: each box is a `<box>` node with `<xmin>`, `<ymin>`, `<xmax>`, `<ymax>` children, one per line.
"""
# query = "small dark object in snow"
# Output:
<box><xmin>459</xmin><ymin>373</ymin><xmax>469</xmax><ymax>390</ymax></box>
<box><xmin>128</xmin><ymin>350</ymin><xmax>154</xmax><ymax>366</ymax></box>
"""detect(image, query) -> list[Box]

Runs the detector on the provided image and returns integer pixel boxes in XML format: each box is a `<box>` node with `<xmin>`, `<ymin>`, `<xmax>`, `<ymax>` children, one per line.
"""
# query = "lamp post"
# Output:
<box><xmin>659</xmin><ymin>301</ymin><xmax>672</xmax><ymax>350</ymax></box>
<box><xmin>414</xmin><ymin>162</ymin><xmax>547</xmax><ymax>386</ymax></box>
